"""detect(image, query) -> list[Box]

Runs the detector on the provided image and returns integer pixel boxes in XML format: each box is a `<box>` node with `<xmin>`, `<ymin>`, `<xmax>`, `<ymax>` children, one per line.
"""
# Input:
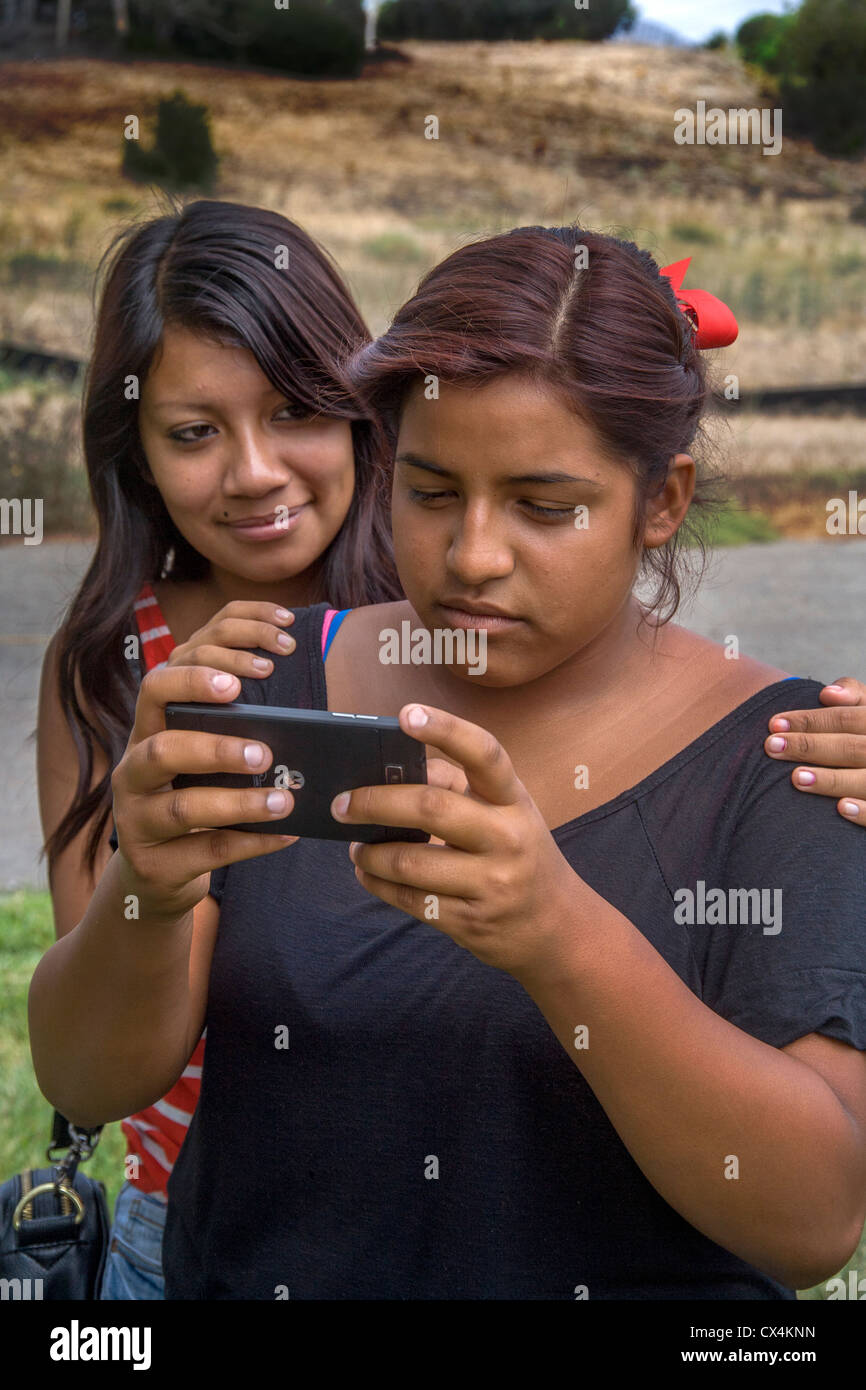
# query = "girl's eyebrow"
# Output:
<box><xmin>395</xmin><ymin>451</ymin><xmax>604</xmax><ymax>488</ymax></box>
<box><xmin>149</xmin><ymin>401</ymin><xmax>217</xmax><ymax>411</ymax></box>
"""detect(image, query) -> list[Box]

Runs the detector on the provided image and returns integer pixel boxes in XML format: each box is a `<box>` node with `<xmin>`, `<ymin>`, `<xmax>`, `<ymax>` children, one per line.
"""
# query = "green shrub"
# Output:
<box><xmin>102</xmin><ymin>195</ymin><xmax>138</xmax><ymax>214</ymax></box>
<box><xmin>361</xmin><ymin>232</ymin><xmax>426</xmax><ymax>263</ymax></box>
<box><xmin>778</xmin><ymin>0</ymin><xmax>866</xmax><ymax>157</ymax></box>
<box><xmin>669</xmin><ymin>221</ymin><xmax>721</xmax><ymax>246</ymax></box>
<box><xmin>735</xmin><ymin>12</ymin><xmax>795</xmax><ymax>73</ymax></box>
<box><xmin>2</xmin><ymin>253</ymin><xmax>91</xmax><ymax>292</ymax></box>
<box><xmin>0</xmin><ymin>388</ymin><xmax>92</xmax><ymax>537</ymax></box>
<box><xmin>122</xmin><ymin>91</ymin><xmax>218</xmax><ymax>192</ymax></box>
<box><xmin>850</xmin><ymin>195</ymin><xmax>866</xmax><ymax>227</ymax></box>
<box><xmin>378</xmin><ymin>0</ymin><xmax>636</xmax><ymax>42</ymax></box>
<box><xmin>703</xmin><ymin>30</ymin><xmax>729</xmax><ymax>51</ymax></box>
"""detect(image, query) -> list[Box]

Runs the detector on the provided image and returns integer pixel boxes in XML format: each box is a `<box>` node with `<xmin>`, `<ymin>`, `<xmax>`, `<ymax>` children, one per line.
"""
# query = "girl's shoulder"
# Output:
<box><xmin>662</xmin><ymin>623</ymin><xmax>792</xmax><ymax>713</ymax></box>
<box><xmin>322</xmin><ymin>601</ymin><xmax>429</xmax><ymax>716</ymax></box>
<box><xmin>337</xmin><ymin>600</ymin><xmax>413</xmax><ymax>633</ymax></box>
<box><xmin>325</xmin><ymin>600</ymin><xmax>414</xmax><ymax>670</ymax></box>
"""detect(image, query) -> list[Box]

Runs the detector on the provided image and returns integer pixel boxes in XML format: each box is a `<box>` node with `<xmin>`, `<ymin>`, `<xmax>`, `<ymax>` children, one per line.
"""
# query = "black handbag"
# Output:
<box><xmin>0</xmin><ymin>1117</ymin><xmax>108</xmax><ymax>1299</ymax></box>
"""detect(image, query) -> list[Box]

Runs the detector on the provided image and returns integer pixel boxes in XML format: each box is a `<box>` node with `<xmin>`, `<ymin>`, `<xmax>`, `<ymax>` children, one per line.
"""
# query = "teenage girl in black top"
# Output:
<box><xmin>30</xmin><ymin>226</ymin><xmax>866</xmax><ymax>1299</ymax></box>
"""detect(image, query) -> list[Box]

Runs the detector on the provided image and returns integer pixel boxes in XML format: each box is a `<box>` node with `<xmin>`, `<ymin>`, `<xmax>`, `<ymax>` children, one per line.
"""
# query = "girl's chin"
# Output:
<box><xmin>212</xmin><ymin>544</ymin><xmax>317</xmax><ymax>583</ymax></box>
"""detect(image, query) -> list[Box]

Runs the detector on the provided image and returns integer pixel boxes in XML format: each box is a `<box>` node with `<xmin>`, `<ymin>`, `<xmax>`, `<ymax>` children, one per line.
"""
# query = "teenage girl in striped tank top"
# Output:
<box><xmin>111</xmin><ymin>592</ymin><xmax>349</xmax><ymax>1220</ymax></box>
<box><xmin>36</xmin><ymin>201</ymin><xmax>401</xmax><ymax>1298</ymax></box>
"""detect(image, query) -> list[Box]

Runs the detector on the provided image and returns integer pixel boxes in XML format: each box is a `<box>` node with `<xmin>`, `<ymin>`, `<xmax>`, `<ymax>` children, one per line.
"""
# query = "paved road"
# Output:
<box><xmin>1</xmin><ymin>538</ymin><xmax>863</xmax><ymax>891</ymax></box>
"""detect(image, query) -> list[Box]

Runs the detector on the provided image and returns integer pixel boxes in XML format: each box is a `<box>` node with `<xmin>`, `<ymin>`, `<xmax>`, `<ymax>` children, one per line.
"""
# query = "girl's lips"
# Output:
<box><xmin>436</xmin><ymin>604</ymin><xmax>522</xmax><ymax>632</ymax></box>
<box><xmin>225</xmin><ymin>507</ymin><xmax>307</xmax><ymax>541</ymax></box>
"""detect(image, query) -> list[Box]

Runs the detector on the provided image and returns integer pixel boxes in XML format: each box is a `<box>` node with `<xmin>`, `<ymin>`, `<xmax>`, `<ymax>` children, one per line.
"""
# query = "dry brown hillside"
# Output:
<box><xmin>1</xmin><ymin>40</ymin><xmax>865</xmax><ymax>394</ymax></box>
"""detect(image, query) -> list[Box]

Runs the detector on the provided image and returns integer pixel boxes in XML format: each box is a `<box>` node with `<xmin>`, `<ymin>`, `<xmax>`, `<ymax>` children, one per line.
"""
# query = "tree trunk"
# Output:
<box><xmin>55</xmin><ymin>0</ymin><xmax>71</xmax><ymax>48</ymax></box>
<box><xmin>111</xmin><ymin>0</ymin><xmax>129</xmax><ymax>37</ymax></box>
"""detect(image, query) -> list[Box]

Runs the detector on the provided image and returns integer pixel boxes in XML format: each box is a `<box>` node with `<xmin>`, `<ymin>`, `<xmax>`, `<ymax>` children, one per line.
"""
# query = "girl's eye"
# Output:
<box><xmin>521</xmin><ymin>502</ymin><xmax>575</xmax><ymax>519</ymax></box>
<box><xmin>169</xmin><ymin>424</ymin><xmax>216</xmax><ymax>443</ymax></box>
<box><xmin>407</xmin><ymin>488</ymin><xmax>576</xmax><ymax>519</ymax></box>
<box><xmin>407</xmin><ymin>487</ymin><xmax>452</xmax><ymax>505</ymax></box>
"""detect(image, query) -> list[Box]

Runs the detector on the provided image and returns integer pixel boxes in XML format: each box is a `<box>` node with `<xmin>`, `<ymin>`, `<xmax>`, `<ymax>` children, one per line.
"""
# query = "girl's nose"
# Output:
<box><xmin>446</xmin><ymin>508</ymin><xmax>514</xmax><ymax>586</ymax></box>
<box><xmin>226</xmin><ymin>430</ymin><xmax>290</xmax><ymax>490</ymax></box>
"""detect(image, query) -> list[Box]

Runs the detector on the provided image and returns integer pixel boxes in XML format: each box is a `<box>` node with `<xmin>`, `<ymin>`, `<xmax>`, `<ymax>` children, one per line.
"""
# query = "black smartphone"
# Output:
<box><xmin>164</xmin><ymin>702</ymin><xmax>429</xmax><ymax>843</ymax></box>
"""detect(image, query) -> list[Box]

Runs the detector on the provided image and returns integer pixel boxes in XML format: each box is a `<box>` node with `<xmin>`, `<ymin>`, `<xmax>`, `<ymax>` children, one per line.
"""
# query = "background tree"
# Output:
<box><xmin>735</xmin><ymin>10</ymin><xmax>796</xmax><ymax>73</ymax></box>
<box><xmin>777</xmin><ymin>0</ymin><xmax>866</xmax><ymax>156</ymax></box>
<box><xmin>126</xmin><ymin>0</ymin><xmax>366</xmax><ymax>76</ymax></box>
<box><xmin>378</xmin><ymin>0</ymin><xmax>635</xmax><ymax>43</ymax></box>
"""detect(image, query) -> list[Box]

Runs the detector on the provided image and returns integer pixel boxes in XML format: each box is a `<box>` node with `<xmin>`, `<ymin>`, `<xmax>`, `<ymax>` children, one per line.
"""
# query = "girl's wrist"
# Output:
<box><xmin>110</xmin><ymin>850</ymin><xmax>200</xmax><ymax>932</ymax></box>
<box><xmin>513</xmin><ymin>866</ymin><xmax>608</xmax><ymax>998</ymax></box>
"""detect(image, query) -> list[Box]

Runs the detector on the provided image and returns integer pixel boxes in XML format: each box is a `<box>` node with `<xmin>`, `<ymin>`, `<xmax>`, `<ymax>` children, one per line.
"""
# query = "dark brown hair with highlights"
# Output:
<box><xmin>46</xmin><ymin>199</ymin><xmax>401</xmax><ymax>877</ymax></box>
<box><xmin>349</xmin><ymin>223</ymin><xmax>724</xmax><ymax>625</ymax></box>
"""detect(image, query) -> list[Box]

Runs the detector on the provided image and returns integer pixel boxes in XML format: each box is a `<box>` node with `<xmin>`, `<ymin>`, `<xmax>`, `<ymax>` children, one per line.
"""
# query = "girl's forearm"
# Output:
<box><xmin>519</xmin><ymin>880</ymin><xmax>865</xmax><ymax>1291</ymax></box>
<box><xmin>28</xmin><ymin>851</ymin><xmax>196</xmax><ymax>1127</ymax></box>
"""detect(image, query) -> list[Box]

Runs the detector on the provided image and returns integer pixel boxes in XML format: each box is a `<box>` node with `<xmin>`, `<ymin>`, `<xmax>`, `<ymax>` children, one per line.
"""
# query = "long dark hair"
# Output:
<box><xmin>46</xmin><ymin>199</ymin><xmax>401</xmax><ymax>877</ymax></box>
<box><xmin>349</xmin><ymin>223</ymin><xmax>723</xmax><ymax>623</ymax></box>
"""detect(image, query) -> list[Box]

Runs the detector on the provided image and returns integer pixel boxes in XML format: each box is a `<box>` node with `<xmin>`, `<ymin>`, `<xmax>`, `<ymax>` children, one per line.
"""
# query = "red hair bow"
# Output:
<box><xmin>660</xmin><ymin>258</ymin><xmax>738</xmax><ymax>349</ymax></box>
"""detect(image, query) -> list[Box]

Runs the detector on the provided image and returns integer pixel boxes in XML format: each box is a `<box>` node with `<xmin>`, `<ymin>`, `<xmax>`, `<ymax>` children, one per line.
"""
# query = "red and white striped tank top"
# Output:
<box><xmin>120</xmin><ymin>581</ymin><xmax>202</xmax><ymax>1196</ymax></box>
<box><xmin>121</xmin><ymin>583</ymin><xmax>345</xmax><ymax>1195</ymax></box>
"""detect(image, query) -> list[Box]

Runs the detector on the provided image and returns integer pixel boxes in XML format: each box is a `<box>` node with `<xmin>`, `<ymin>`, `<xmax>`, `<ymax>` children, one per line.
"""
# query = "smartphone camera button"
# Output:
<box><xmin>385</xmin><ymin>765</ymin><xmax>404</xmax><ymax>784</ymax></box>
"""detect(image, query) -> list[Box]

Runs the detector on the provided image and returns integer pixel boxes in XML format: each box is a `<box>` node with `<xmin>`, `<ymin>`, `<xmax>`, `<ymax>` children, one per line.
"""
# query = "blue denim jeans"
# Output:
<box><xmin>99</xmin><ymin>1181</ymin><xmax>166</xmax><ymax>1300</ymax></box>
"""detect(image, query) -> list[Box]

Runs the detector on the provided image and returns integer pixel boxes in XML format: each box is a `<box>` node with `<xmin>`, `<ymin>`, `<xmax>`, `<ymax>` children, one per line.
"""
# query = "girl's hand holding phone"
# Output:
<box><xmin>166</xmin><ymin>601</ymin><xmax>296</xmax><ymax>681</ymax></box>
<box><xmin>111</xmin><ymin>664</ymin><xmax>297</xmax><ymax>920</ymax></box>
<box><xmin>332</xmin><ymin>703</ymin><xmax>580</xmax><ymax>988</ymax></box>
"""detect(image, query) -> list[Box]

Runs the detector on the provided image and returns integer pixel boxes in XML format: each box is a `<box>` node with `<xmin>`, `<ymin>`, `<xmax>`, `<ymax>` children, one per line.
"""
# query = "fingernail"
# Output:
<box><xmin>267</xmin><ymin>791</ymin><xmax>288</xmax><ymax>812</ymax></box>
<box><xmin>252</xmin><ymin>657</ymin><xmax>272</xmax><ymax>671</ymax></box>
<box><xmin>842</xmin><ymin>802</ymin><xmax>860</xmax><ymax>817</ymax></box>
<box><xmin>824</xmin><ymin>684</ymin><xmax>846</xmax><ymax>694</ymax></box>
<box><xmin>406</xmin><ymin>705</ymin><xmax>428</xmax><ymax>729</ymax></box>
<box><xmin>244</xmin><ymin>744</ymin><xmax>265</xmax><ymax>767</ymax></box>
<box><xmin>274</xmin><ymin>608</ymin><xmax>292</xmax><ymax>621</ymax></box>
<box><xmin>348</xmin><ymin>841</ymin><xmax>360</xmax><ymax>859</ymax></box>
<box><xmin>767</xmin><ymin>736</ymin><xmax>786</xmax><ymax>752</ymax></box>
<box><xmin>795</xmin><ymin>770</ymin><xmax>816</xmax><ymax>786</ymax></box>
<box><xmin>770</xmin><ymin>718</ymin><xmax>791</xmax><ymax>732</ymax></box>
<box><xmin>212</xmin><ymin>672</ymin><xmax>236</xmax><ymax>690</ymax></box>
<box><xmin>332</xmin><ymin>792</ymin><xmax>350</xmax><ymax>818</ymax></box>
<box><xmin>277</xmin><ymin>633</ymin><xmax>295</xmax><ymax>650</ymax></box>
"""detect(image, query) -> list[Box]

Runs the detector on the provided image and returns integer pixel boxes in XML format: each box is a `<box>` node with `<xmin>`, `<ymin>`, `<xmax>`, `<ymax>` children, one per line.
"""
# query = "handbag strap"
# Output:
<box><xmin>50</xmin><ymin>1109</ymin><xmax>103</xmax><ymax>1158</ymax></box>
<box><xmin>47</xmin><ymin>1112</ymin><xmax>102</xmax><ymax>1188</ymax></box>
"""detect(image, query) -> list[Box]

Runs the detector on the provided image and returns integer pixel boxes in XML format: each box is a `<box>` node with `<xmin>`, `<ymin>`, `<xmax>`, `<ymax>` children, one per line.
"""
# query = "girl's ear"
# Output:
<box><xmin>642</xmin><ymin>454</ymin><xmax>695</xmax><ymax>550</ymax></box>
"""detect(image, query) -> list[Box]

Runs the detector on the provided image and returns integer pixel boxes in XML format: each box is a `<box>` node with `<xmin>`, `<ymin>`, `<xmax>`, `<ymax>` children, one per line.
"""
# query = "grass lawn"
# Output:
<box><xmin>0</xmin><ymin>891</ymin><xmax>127</xmax><ymax>1220</ymax></box>
<box><xmin>3</xmin><ymin>888</ymin><xmax>863</xmax><ymax>1297</ymax></box>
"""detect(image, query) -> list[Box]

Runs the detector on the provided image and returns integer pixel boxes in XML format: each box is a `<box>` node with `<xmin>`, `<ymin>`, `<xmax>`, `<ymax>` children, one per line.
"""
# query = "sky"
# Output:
<box><xmin>635</xmin><ymin>0</ymin><xmax>794</xmax><ymax>42</ymax></box>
